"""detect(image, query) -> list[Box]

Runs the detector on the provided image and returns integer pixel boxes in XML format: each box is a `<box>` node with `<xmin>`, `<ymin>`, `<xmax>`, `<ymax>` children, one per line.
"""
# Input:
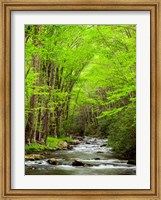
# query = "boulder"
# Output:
<box><xmin>31</xmin><ymin>167</ymin><xmax>37</xmax><ymax>170</ymax></box>
<box><xmin>67</xmin><ymin>145</ymin><xmax>74</xmax><ymax>150</ymax></box>
<box><xmin>71</xmin><ymin>140</ymin><xmax>80</xmax><ymax>145</ymax></box>
<box><xmin>76</xmin><ymin>136</ymin><xmax>84</xmax><ymax>141</ymax></box>
<box><xmin>58</xmin><ymin>141</ymin><xmax>68</xmax><ymax>148</ymax></box>
<box><xmin>27</xmin><ymin>166</ymin><xmax>37</xmax><ymax>170</ymax></box>
<box><xmin>34</xmin><ymin>161</ymin><xmax>43</xmax><ymax>165</ymax></box>
<box><xmin>47</xmin><ymin>158</ymin><xmax>57</xmax><ymax>165</ymax></box>
<box><xmin>97</xmin><ymin>151</ymin><xmax>104</xmax><ymax>153</ymax></box>
<box><xmin>100</xmin><ymin>144</ymin><xmax>106</xmax><ymax>147</ymax></box>
<box><xmin>94</xmin><ymin>158</ymin><xmax>101</xmax><ymax>160</ymax></box>
<box><xmin>72</xmin><ymin>160</ymin><xmax>85</xmax><ymax>166</ymax></box>
<box><xmin>86</xmin><ymin>141</ymin><xmax>91</xmax><ymax>144</ymax></box>
<box><xmin>25</xmin><ymin>154</ymin><xmax>44</xmax><ymax>161</ymax></box>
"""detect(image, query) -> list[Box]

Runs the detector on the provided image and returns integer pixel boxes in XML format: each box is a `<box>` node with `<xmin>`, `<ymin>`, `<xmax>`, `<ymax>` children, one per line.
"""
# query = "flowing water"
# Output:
<box><xmin>25</xmin><ymin>137</ymin><xmax>136</xmax><ymax>175</ymax></box>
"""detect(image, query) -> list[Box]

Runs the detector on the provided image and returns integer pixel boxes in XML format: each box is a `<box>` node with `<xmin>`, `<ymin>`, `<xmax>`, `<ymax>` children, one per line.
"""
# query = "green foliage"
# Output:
<box><xmin>25</xmin><ymin>24</ymin><xmax>136</xmax><ymax>160</ymax></box>
<box><xmin>25</xmin><ymin>142</ymin><xmax>50</xmax><ymax>154</ymax></box>
<box><xmin>84</xmin><ymin>123</ymin><xmax>99</xmax><ymax>136</ymax></box>
<box><xmin>25</xmin><ymin>137</ymin><xmax>73</xmax><ymax>154</ymax></box>
<box><xmin>47</xmin><ymin>136</ymin><xmax>73</xmax><ymax>143</ymax></box>
<box><xmin>97</xmin><ymin>107</ymin><xmax>125</xmax><ymax>119</ymax></box>
<box><xmin>108</xmin><ymin>105</ymin><xmax>136</xmax><ymax>159</ymax></box>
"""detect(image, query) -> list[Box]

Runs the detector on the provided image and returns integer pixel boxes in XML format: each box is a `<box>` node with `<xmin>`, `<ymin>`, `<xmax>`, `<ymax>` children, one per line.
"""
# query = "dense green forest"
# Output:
<box><xmin>25</xmin><ymin>25</ymin><xmax>136</xmax><ymax>160</ymax></box>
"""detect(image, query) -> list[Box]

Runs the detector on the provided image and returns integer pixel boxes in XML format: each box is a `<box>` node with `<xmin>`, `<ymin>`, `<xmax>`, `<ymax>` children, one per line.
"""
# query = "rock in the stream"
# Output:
<box><xmin>34</xmin><ymin>161</ymin><xmax>42</xmax><ymax>164</ymax></box>
<box><xmin>86</xmin><ymin>141</ymin><xmax>91</xmax><ymax>144</ymax></box>
<box><xmin>31</xmin><ymin>167</ymin><xmax>37</xmax><ymax>170</ymax></box>
<box><xmin>72</xmin><ymin>160</ymin><xmax>85</xmax><ymax>166</ymax></box>
<box><xmin>71</xmin><ymin>140</ymin><xmax>80</xmax><ymax>145</ymax></box>
<box><xmin>76</xmin><ymin>136</ymin><xmax>84</xmax><ymax>141</ymax></box>
<box><xmin>58</xmin><ymin>141</ymin><xmax>68</xmax><ymax>148</ymax></box>
<box><xmin>94</xmin><ymin>158</ymin><xmax>101</xmax><ymax>160</ymax></box>
<box><xmin>100</xmin><ymin>144</ymin><xmax>106</xmax><ymax>147</ymax></box>
<box><xmin>67</xmin><ymin>145</ymin><xmax>74</xmax><ymax>150</ymax></box>
<box><xmin>25</xmin><ymin>154</ymin><xmax>44</xmax><ymax>161</ymax></box>
<box><xmin>26</xmin><ymin>166</ymin><xmax>37</xmax><ymax>170</ymax></box>
<box><xmin>47</xmin><ymin>158</ymin><xmax>57</xmax><ymax>165</ymax></box>
<box><xmin>97</xmin><ymin>151</ymin><xmax>104</xmax><ymax>153</ymax></box>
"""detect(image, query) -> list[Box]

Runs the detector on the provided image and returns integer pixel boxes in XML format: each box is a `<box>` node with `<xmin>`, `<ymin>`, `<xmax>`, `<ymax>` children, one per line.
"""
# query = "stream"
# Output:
<box><xmin>25</xmin><ymin>137</ymin><xmax>136</xmax><ymax>175</ymax></box>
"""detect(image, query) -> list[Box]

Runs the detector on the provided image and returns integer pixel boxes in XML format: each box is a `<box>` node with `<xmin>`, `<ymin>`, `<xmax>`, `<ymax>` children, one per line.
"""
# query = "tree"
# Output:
<box><xmin>25</xmin><ymin>25</ymin><xmax>136</xmax><ymax>160</ymax></box>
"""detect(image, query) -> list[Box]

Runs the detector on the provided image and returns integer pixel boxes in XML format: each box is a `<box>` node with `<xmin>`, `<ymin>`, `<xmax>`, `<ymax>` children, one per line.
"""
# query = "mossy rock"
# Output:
<box><xmin>47</xmin><ymin>158</ymin><xmax>57</xmax><ymax>165</ymax></box>
<box><xmin>58</xmin><ymin>141</ymin><xmax>68</xmax><ymax>148</ymax></box>
<box><xmin>25</xmin><ymin>154</ymin><xmax>44</xmax><ymax>161</ymax></box>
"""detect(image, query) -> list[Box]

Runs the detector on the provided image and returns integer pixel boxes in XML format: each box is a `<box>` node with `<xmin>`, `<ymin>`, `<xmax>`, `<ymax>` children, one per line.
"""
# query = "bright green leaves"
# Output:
<box><xmin>97</xmin><ymin>107</ymin><xmax>125</xmax><ymax>119</ymax></box>
<box><xmin>25</xmin><ymin>24</ymin><xmax>136</xmax><ymax>158</ymax></box>
<box><xmin>70</xmin><ymin>24</ymin><xmax>136</xmax><ymax>121</ymax></box>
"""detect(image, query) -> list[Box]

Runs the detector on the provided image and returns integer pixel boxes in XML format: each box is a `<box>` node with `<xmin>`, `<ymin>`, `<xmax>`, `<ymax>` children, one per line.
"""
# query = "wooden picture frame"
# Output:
<box><xmin>0</xmin><ymin>0</ymin><xmax>160</xmax><ymax>199</ymax></box>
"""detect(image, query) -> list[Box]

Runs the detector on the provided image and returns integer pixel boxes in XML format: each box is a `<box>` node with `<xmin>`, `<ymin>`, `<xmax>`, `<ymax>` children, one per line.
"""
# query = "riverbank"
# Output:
<box><xmin>25</xmin><ymin>136</ymin><xmax>73</xmax><ymax>154</ymax></box>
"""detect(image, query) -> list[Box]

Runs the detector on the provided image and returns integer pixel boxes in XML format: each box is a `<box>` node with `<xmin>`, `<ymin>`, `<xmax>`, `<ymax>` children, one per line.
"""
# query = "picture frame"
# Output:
<box><xmin>0</xmin><ymin>0</ymin><xmax>160</xmax><ymax>199</ymax></box>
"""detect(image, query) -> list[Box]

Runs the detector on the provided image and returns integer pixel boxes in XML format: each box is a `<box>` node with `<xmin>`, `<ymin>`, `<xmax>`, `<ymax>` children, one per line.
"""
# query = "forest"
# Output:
<box><xmin>25</xmin><ymin>25</ymin><xmax>136</xmax><ymax>163</ymax></box>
